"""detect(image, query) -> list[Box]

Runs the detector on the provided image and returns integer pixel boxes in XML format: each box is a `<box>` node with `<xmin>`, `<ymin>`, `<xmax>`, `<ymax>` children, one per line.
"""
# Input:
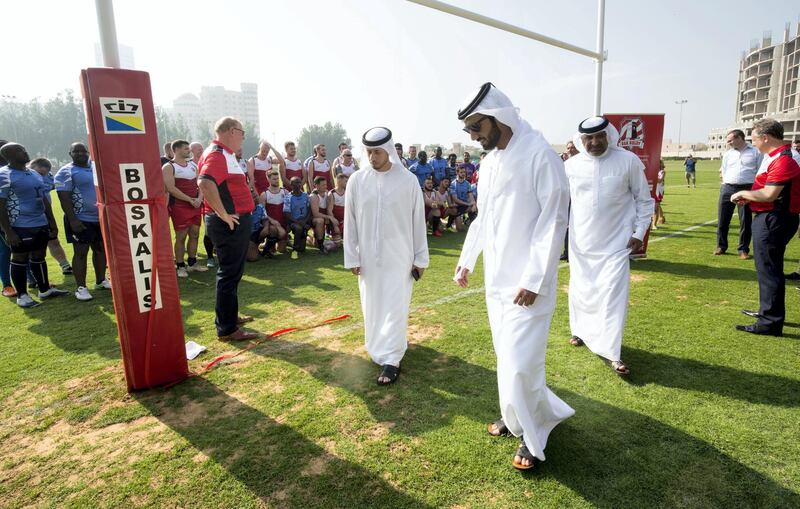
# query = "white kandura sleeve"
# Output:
<box><xmin>343</xmin><ymin>175</ymin><xmax>360</xmax><ymax>269</ymax></box>
<box><xmin>518</xmin><ymin>151</ymin><xmax>570</xmax><ymax>296</ymax></box>
<box><xmin>455</xmin><ymin>187</ymin><xmax>485</xmax><ymax>275</ymax></box>
<box><xmin>630</xmin><ymin>157</ymin><xmax>655</xmax><ymax>241</ymax></box>
<box><xmin>410</xmin><ymin>182</ymin><xmax>429</xmax><ymax>268</ymax></box>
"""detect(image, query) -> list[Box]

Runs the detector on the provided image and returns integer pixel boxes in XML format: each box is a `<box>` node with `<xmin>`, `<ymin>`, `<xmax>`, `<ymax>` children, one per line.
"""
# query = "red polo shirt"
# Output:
<box><xmin>198</xmin><ymin>140</ymin><xmax>254</xmax><ymax>215</ymax></box>
<box><xmin>750</xmin><ymin>144</ymin><xmax>800</xmax><ymax>213</ymax></box>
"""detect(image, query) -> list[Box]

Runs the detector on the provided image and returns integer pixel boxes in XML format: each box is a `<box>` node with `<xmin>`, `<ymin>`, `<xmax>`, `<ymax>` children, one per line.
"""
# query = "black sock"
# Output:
<box><xmin>176</xmin><ymin>262</ymin><xmax>186</xmax><ymax>268</ymax></box>
<box><xmin>10</xmin><ymin>262</ymin><xmax>28</xmax><ymax>296</ymax></box>
<box><xmin>187</xmin><ymin>257</ymin><xmax>197</xmax><ymax>267</ymax></box>
<box><xmin>29</xmin><ymin>259</ymin><xmax>49</xmax><ymax>292</ymax></box>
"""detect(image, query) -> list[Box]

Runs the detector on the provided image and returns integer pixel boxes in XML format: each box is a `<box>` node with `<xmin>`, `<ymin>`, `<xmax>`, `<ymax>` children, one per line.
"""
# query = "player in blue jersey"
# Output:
<box><xmin>0</xmin><ymin>140</ymin><xmax>13</xmax><ymax>298</ymax></box>
<box><xmin>55</xmin><ymin>143</ymin><xmax>109</xmax><ymax>301</ymax></box>
<box><xmin>0</xmin><ymin>143</ymin><xmax>69</xmax><ymax>307</ymax></box>
<box><xmin>29</xmin><ymin>158</ymin><xmax>72</xmax><ymax>276</ymax></box>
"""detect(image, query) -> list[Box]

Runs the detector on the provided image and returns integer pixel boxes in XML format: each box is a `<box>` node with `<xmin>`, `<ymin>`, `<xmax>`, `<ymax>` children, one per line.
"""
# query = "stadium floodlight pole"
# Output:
<box><xmin>675</xmin><ymin>99</ymin><xmax>688</xmax><ymax>158</ymax></box>
<box><xmin>405</xmin><ymin>0</ymin><xmax>607</xmax><ymax>114</ymax></box>
<box><xmin>95</xmin><ymin>0</ymin><xmax>120</xmax><ymax>68</ymax></box>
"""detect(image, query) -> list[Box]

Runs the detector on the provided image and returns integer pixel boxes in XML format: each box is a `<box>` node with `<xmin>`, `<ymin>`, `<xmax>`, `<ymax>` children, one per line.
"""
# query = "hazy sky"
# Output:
<box><xmin>4</xmin><ymin>0</ymin><xmax>800</xmax><ymax>149</ymax></box>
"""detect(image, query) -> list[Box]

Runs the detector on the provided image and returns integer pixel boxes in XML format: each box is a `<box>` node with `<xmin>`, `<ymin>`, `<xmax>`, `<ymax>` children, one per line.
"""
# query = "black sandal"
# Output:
<box><xmin>512</xmin><ymin>438</ymin><xmax>539</xmax><ymax>471</ymax></box>
<box><xmin>377</xmin><ymin>364</ymin><xmax>400</xmax><ymax>386</ymax></box>
<box><xmin>486</xmin><ymin>418</ymin><xmax>510</xmax><ymax>437</ymax></box>
<box><xmin>569</xmin><ymin>336</ymin><xmax>585</xmax><ymax>347</ymax></box>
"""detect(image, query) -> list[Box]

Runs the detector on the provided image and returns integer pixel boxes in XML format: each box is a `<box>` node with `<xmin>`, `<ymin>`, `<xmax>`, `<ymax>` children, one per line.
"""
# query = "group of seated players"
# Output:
<box><xmin>163</xmin><ymin>139</ymin><xmax>481</xmax><ymax>272</ymax></box>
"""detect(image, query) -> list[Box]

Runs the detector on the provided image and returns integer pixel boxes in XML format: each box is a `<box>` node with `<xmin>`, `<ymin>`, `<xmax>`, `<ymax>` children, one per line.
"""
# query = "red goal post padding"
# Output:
<box><xmin>80</xmin><ymin>68</ymin><xmax>188</xmax><ymax>391</ymax></box>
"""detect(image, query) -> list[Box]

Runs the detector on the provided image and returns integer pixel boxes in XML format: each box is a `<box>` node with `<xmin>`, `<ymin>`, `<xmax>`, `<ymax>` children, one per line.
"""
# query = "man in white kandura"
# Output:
<box><xmin>453</xmin><ymin>82</ymin><xmax>574</xmax><ymax>471</ymax></box>
<box><xmin>565</xmin><ymin>116</ymin><xmax>654</xmax><ymax>376</ymax></box>
<box><xmin>344</xmin><ymin>127</ymin><xmax>429</xmax><ymax>386</ymax></box>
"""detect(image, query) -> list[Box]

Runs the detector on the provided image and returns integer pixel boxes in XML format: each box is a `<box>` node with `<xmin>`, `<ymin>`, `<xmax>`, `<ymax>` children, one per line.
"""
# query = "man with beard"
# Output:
<box><xmin>565</xmin><ymin>116</ymin><xmax>654</xmax><ymax>375</ymax></box>
<box><xmin>307</xmin><ymin>144</ymin><xmax>333</xmax><ymax>191</ymax></box>
<box><xmin>454</xmin><ymin>83</ymin><xmax>573</xmax><ymax>470</ymax></box>
<box><xmin>280</xmin><ymin>141</ymin><xmax>306</xmax><ymax>192</ymax></box>
<box><xmin>344</xmin><ymin>127</ymin><xmax>428</xmax><ymax>386</ymax></box>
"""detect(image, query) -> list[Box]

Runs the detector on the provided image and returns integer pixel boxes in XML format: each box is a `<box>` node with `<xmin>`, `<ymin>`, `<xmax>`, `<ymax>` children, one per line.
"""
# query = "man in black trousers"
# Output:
<box><xmin>198</xmin><ymin>117</ymin><xmax>260</xmax><ymax>341</ymax></box>
<box><xmin>732</xmin><ymin>119</ymin><xmax>800</xmax><ymax>336</ymax></box>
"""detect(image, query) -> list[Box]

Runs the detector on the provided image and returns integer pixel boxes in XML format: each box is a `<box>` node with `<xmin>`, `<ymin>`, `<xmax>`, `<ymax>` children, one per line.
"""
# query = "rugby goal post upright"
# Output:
<box><xmin>85</xmin><ymin>0</ymin><xmax>189</xmax><ymax>391</ymax></box>
<box><xmin>406</xmin><ymin>0</ymin><xmax>607</xmax><ymax>115</ymax></box>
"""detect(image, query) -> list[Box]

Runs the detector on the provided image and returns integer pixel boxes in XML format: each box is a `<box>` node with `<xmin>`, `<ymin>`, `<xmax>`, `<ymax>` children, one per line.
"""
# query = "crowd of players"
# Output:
<box><xmin>0</xmin><ymin>135</ymin><xmax>484</xmax><ymax>308</ymax></box>
<box><xmin>161</xmin><ymin>138</ymin><xmax>484</xmax><ymax>271</ymax></box>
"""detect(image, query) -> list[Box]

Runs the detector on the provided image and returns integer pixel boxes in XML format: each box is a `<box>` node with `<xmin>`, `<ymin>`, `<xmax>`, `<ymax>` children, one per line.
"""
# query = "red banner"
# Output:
<box><xmin>604</xmin><ymin>113</ymin><xmax>664</xmax><ymax>257</ymax></box>
<box><xmin>80</xmin><ymin>68</ymin><xmax>188</xmax><ymax>391</ymax></box>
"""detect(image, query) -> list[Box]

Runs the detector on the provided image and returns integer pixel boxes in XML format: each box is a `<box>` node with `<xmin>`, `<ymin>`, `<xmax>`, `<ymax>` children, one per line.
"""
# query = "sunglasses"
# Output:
<box><xmin>462</xmin><ymin>116</ymin><xmax>489</xmax><ymax>133</ymax></box>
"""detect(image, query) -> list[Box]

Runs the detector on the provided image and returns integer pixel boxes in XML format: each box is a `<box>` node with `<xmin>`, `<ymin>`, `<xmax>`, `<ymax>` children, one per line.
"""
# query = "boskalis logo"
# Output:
<box><xmin>100</xmin><ymin>97</ymin><xmax>145</xmax><ymax>134</ymax></box>
<box><xmin>618</xmin><ymin>117</ymin><xmax>645</xmax><ymax>150</ymax></box>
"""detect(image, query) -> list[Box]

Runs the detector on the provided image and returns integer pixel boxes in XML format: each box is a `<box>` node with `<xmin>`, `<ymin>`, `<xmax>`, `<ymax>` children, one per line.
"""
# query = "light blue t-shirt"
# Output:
<box><xmin>0</xmin><ymin>166</ymin><xmax>48</xmax><ymax>228</ymax></box>
<box><xmin>430</xmin><ymin>157</ymin><xmax>448</xmax><ymax>181</ymax></box>
<box><xmin>252</xmin><ymin>204</ymin><xmax>266</xmax><ymax>233</ymax></box>
<box><xmin>54</xmin><ymin>163</ymin><xmax>99</xmax><ymax>222</ymax></box>
<box><xmin>283</xmin><ymin>192</ymin><xmax>310</xmax><ymax>221</ymax></box>
<box><xmin>449</xmin><ymin>179</ymin><xmax>472</xmax><ymax>204</ymax></box>
<box><xmin>409</xmin><ymin>162</ymin><xmax>434</xmax><ymax>187</ymax></box>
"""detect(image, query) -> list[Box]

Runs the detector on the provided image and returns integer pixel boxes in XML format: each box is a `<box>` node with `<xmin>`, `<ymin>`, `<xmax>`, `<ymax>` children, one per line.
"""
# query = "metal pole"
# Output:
<box><xmin>406</xmin><ymin>0</ymin><xmax>602</xmax><ymax>60</ymax></box>
<box><xmin>95</xmin><ymin>0</ymin><xmax>120</xmax><ymax>68</ymax></box>
<box><xmin>593</xmin><ymin>0</ymin><xmax>606</xmax><ymax>116</ymax></box>
<box><xmin>675</xmin><ymin>99</ymin><xmax>688</xmax><ymax>158</ymax></box>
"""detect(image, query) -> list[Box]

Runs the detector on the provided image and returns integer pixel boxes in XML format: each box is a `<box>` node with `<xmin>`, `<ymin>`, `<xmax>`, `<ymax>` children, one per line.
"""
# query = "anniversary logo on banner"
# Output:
<box><xmin>605</xmin><ymin>113</ymin><xmax>664</xmax><ymax>257</ymax></box>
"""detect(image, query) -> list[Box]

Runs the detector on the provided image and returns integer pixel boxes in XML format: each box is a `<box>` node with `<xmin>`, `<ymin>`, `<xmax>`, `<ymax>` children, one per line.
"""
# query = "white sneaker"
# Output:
<box><xmin>17</xmin><ymin>294</ymin><xmax>40</xmax><ymax>308</ymax></box>
<box><xmin>75</xmin><ymin>286</ymin><xmax>93</xmax><ymax>301</ymax></box>
<box><xmin>187</xmin><ymin>264</ymin><xmax>208</xmax><ymax>273</ymax></box>
<box><xmin>39</xmin><ymin>287</ymin><xmax>70</xmax><ymax>299</ymax></box>
<box><xmin>94</xmin><ymin>279</ymin><xmax>112</xmax><ymax>290</ymax></box>
<box><xmin>176</xmin><ymin>267</ymin><xmax>189</xmax><ymax>278</ymax></box>
<box><xmin>206</xmin><ymin>258</ymin><xmax>216</xmax><ymax>269</ymax></box>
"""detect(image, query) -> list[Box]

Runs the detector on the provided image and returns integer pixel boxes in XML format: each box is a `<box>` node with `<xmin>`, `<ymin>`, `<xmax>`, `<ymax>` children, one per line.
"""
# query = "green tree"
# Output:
<box><xmin>155</xmin><ymin>106</ymin><xmax>191</xmax><ymax>151</ymax></box>
<box><xmin>0</xmin><ymin>90</ymin><xmax>86</xmax><ymax>167</ymax></box>
<box><xmin>296</xmin><ymin>122</ymin><xmax>351</xmax><ymax>161</ymax></box>
<box><xmin>241</xmin><ymin>121</ymin><xmax>261</xmax><ymax>158</ymax></box>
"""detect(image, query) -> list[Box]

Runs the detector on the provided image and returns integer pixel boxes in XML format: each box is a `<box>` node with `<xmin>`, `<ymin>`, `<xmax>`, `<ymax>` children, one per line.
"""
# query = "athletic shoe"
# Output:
<box><xmin>3</xmin><ymin>286</ymin><xmax>17</xmax><ymax>298</ymax></box>
<box><xmin>187</xmin><ymin>264</ymin><xmax>208</xmax><ymax>273</ymax></box>
<box><xmin>16</xmin><ymin>294</ymin><xmax>40</xmax><ymax>308</ymax></box>
<box><xmin>176</xmin><ymin>267</ymin><xmax>189</xmax><ymax>278</ymax></box>
<box><xmin>75</xmin><ymin>286</ymin><xmax>93</xmax><ymax>301</ymax></box>
<box><xmin>39</xmin><ymin>287</ymin><xmax>70</xmax><ymax>299</ymax></box>
<box><xmin>206</xmin><ymin>258</ymin><xmax>216</xmax><ymax>269</ymax></box>
<box><xmin>94</xmin><ymin>279</ymin><xmax>112</xmax><ymax>290</ymax></box>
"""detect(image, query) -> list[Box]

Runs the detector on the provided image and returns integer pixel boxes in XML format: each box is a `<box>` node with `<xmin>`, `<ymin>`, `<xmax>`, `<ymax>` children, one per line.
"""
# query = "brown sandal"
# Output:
<box><xmin>511</xmin><ymin>439</ymin><xmax>538</xmax><ymax>471</ymax></box>
<box><xmin>611</xmin><ymin>360</ymin><xmax>630</xmax><ymax>376</ymax></box>
<box><xmin>569</xmin><ymin>336</ymin><xmax>585</xmax><ymax>347</ymax></box>
<box><xmin>486</xmin><ymin>418</ymin><xmax>510</xmax><ymax>437</ymax></box>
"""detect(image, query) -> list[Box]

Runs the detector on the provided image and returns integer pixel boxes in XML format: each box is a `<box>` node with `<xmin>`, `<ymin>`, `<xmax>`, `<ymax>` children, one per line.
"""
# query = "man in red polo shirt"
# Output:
<box><xmin>732</xmin><ymin>118</ymin><xmax>800</xmax><ymax>336</ymax></box>
<box><xmin>198</xmin><ymin>117</ymin><xmax>260</xmax><ymax>341</ymax></box>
